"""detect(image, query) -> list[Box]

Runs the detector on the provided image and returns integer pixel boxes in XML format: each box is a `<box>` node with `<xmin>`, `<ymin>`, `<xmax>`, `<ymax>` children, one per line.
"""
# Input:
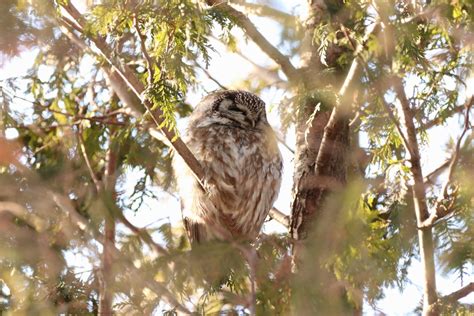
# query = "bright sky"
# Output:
<box><xmin>0</xmin><ymin>0</ymin><xmax>472</xmax><ymax>314</ymax></box>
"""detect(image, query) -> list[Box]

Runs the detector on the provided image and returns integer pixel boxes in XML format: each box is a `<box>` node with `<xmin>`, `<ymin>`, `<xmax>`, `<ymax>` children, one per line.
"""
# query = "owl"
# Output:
<box><xmin>174</xmin><ymin>90</ymin><xmax>282</xmax><ymax>243</ymax></box>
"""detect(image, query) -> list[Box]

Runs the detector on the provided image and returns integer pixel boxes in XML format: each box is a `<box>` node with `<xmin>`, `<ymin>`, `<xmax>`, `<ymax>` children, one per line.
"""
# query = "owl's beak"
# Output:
<box><xmin>250</xmin><ymin>118</ymin><xmax>256</xmax><ymax>128</ymax></box>
<box><xmin>245</xmin><ymin>115</ymin><xmax>257</xmax><ymax>128</ymax></box>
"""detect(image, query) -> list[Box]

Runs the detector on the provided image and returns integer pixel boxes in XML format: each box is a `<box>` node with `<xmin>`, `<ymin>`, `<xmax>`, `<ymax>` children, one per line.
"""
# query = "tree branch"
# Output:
<box><xmin>441</xmin><ymin>282</ymin><xmax>474</xmax><ymax>303</ymax></box>
<box><xmin>204</xmin><ymin>0</ymin><xmax>298</xmax><ymax>81</ymax></box>
<box><xmin>424</xmin><ymin>160</ymin><xmax>450</xmax><ymax>185</ymax></box>
<box><xmin>210</xmin><ymin>37</ymin><xmax>286</xmax><ymax>87</ymax></box>
<box><xmin>58</xmin><ymin>17</ymin><xmax>89</xmax><ymax>51</ymax></box>
<box><xmin>393</xmin><ymin>77</ymin><xmax>429</xmax><ymax>219</ymax></box>
<box><xmin>267</xmin><ymin>206</ymin><xmax>290</xmax><ymax>228</ymax></box>
<box><xmin>418</xmin><ymin>104</ymin><xmax>466</xmax><ymax>131</ymax></box>
<box><xmin>0</xmin><ymin>202</ymin><xmax>41</xmax><ymax>226</ymax></box>
<box><xmin>393</xmin><ymin>76</ymin><xmax>438</xmax><ymax>312</ymax></box>
<box><xmin>60</xmin><ymin>2</ymin><xmax>206</xmax><ymax>186</ymax></box>
<box><xmin>59</xmin><ymin>1</ymin><xmax>288</xmax><ymax>230</ymax></box>
<box><xmin>231</xmin><ymin>0</ymin><xmax>297</xmax><ymax>27</ymax></box>
<box><xmin>117</xmin><ymin>212</ymin><xmax>169</xmax><ymax>255</ymax></box>
<box><xmin>133</xmin><ymin>14</ymin><xmax>156</xmax><ymax>88</ymax></box>
<box><xmin>380</xmin><ymin>97</ymin><xmax>412</xmax><ymax>155</ymax></box>
<box><xmin>439</xmin><ymin>96</ymin><xmax>473</xmax><ymax>198</ymax></box>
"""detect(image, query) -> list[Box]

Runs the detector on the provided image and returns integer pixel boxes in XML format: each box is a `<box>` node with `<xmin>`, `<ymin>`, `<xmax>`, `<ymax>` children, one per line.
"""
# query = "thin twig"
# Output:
<box><xmin>76</xmin><ymin>126</ymin><xmax>101</xmax><ymax>193</ymax></box>
<box><xmin>99</xmin><ymin>135</ymin><xmax>118</xmax><ymax>316</ymax></box>
<box><xmin>209</xmin><ymin>36</ymin><xmax>286</xmax><ymax>87</ymax></box>
<box><xmin>59</xmin><ymin>14</ymin><xmax>84</xmax><ymax>33</ymax></box>
<box><xmin>349</xmin><ymin>110</ymin><xmax>360</xmax><ymax>127</ymax></box>
<box><xmin>133</xmin><ymin>14</ymin><xmax>155</xmax><ymax>87</ymax></box>
<box><xmin>275</xmin><ymin>133</ymin><xmax>295</xmax><ymax>155</ymax></box>
<box><xmin>118</xmin><ymin>213</ymin><xmax>169</xmax><ymax>255</ymax></box>
<box><xmin>340</xmin><ymin>24</ymin><xmax>357</xmax><ymax>52</ymax></box>
<box><xmin>440</xmin><ymin>96</ymin><xmax>472</xmax><ymax>198</ymax></box>
<box><xmin>381</xmin><ymin>98</ymin><xmax>412</xmax><ymax>155</ymax></box>
<box><xmin>419</xmin><ymin>95</ymin><xmax>473</xmax><ymax>228</ymax></box>
<box><xmin>248</xmin><ymin>248</ymin><xmax>257</xmax><ymax>316</ymax></box>
<box><xmin>1</xmin><ymin>86</ymin><xmax>128</xmax><ymax>126</ymax></box>
<box><xmin>232</xmin><ymin>243</ymin><xmax>258</xmax><ymax>315</ymax></box>
<box><xmin>194</xmin><ymin>61</ymin><xmax>228</xmax><ymax>90</ymax></box>
<box><xmin>418</xmin><ymin>105</ymin><xmax>466</xmax><ymax>131</ymax></box>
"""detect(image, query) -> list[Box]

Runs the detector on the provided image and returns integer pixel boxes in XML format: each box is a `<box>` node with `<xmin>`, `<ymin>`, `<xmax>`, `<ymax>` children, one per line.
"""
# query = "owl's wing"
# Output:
<box><xmin>183</xmin><ymin>186</ymin><xmax>236</xmax><ymax>243</ymax></box>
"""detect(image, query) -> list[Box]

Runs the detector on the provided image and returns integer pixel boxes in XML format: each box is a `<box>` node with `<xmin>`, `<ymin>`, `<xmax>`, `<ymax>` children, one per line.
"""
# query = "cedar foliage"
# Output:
<box><xmin>0</xmin><ymin>0</ymin><xmax>472</xmax><ymax>315</ymax></box>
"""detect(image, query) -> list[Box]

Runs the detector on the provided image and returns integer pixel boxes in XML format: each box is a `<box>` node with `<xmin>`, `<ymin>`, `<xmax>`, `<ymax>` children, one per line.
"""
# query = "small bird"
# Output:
<box><xmin>174</xmin><ymin>90</ymin><xmax>282</xmax><ymax>243</ymax></box>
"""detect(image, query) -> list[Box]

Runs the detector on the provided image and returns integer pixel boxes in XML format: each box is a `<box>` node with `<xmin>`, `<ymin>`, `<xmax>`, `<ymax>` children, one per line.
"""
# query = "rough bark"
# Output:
<box><xmin>290</xmin><ymin>106</ymin><xmax>351</xmax><ymax>239</ymax></box>
<box><xmin>287</xmin><ymin>2</ymin><xmax>370</xmax><ymax>314</ymax></box>
<box><xmin>290</xmin><ymin>0</ymin><xmax>351</xmax><ymax>243</ymax></box>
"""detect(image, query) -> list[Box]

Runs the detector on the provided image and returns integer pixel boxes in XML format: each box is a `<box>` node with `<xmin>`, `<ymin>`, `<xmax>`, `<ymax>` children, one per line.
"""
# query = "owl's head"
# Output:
<box><xmin>191</xmin><ymin>90</ymin><xmax>269</xmax><ymax>129</ymax></box>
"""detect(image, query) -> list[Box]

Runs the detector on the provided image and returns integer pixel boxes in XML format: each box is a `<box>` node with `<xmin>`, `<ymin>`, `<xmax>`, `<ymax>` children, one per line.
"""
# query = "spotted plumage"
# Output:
<box><xmin>174</xmin><ymin>90</ymin><xmax>282</xmax><ymax>243</ymax></box>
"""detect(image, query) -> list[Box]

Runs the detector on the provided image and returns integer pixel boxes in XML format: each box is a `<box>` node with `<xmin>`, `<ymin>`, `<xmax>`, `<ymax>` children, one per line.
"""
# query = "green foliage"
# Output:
<box><xmin>0</xmin><ymin>0</ymin><xmax>472</xmax><ymax>314</ymax></box>
<box><xmin>441</xmin><ymin>143</ymin><xmax>474</xmax><ymax>283</ymax></box>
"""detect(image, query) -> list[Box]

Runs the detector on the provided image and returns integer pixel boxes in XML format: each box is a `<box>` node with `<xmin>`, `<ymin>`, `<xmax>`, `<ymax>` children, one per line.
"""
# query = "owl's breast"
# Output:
<box><xmin>191</xmin><ymin>125</ymin><xmax>277</xmax><ymax>180</ymax></box>
<box><xmin>185</xmin><ymin>125</ymin><xmax>282</xmax><ymax>238</ymax></box>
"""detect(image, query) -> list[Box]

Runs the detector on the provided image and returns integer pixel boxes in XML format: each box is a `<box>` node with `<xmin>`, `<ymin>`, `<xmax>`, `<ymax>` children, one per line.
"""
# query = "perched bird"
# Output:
<box><xmin>174</xmin><ymin>90</ymin><xmax>282</xmax><ymax>243</ymax></box>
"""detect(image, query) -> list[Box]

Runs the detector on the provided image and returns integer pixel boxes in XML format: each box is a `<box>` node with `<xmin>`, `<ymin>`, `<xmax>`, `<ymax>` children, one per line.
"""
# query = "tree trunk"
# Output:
<box><xmin>290</xmin><ymin>0</ymin><xmax>352</xmax><ymax>241</ymax></box>
<box><xmin>288</xmin><ymin>1</ymin><xmax>354</xmax><ymax>314</ymax></box>
<box><xmin>290</xmin><ymin>106</ymin><xmax>350</xmax><ymax>241</ymax></box>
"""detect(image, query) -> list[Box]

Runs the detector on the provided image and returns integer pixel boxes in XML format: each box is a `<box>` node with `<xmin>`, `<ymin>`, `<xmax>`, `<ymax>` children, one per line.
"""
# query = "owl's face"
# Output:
<box><xmin>190</xmin><ymin>90</ymin><xmax>269</xmax><ymax>129</ymax></box>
